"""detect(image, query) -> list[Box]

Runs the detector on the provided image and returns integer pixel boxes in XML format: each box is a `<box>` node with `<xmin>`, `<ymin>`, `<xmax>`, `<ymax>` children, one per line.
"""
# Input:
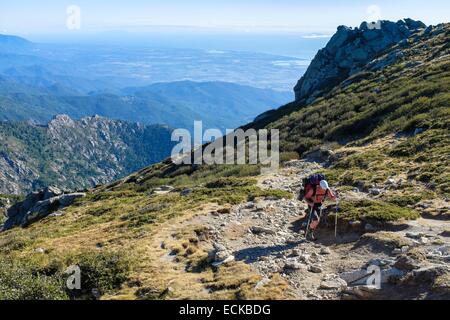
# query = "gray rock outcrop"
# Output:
<box><xmin>1</xmin><ymin>186</ymin><xmax>86</xmax><ymax>231</ymax></box>
<box><xmin>294</xmin><ymin>19</ymin><xmax>426</xmax><ymax>102</ymax></box>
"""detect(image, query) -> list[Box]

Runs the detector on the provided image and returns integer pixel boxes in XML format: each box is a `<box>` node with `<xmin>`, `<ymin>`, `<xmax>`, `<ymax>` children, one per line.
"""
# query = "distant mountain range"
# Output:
<box><xmin>0</xmin><ymin>34</ymin><xmax>33</xmax><ymax>52</ymax></box>
<box><xmin>0</xmin><ymin>34</ymin><xmax>294</xmax><ymax>194</ymax></box>
<box><xmin>0</xmin><ymin>78</ymin><xmax>292</xmax><ymax>131</ymax></box>
<box><xmin>0</xmin><ymin>35</ymin><xmax>292</xmax><ymax>131</ymax></box>
<box><xmin>0</xmin><ymin>33</ymin><xmax>309</xmax><ymax>91</ymax></box>
<box><xmin>0</xmin><ymin>115</ymin><xmax>175</xmax><ymax>194</ymax></box>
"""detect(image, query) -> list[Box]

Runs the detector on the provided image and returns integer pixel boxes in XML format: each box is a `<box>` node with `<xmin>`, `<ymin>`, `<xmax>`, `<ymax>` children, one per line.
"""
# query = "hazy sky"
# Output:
<box><xmin>1</xmin><ymin>0</ymin><xmax>449</xmax><ymax>36</ymax></box>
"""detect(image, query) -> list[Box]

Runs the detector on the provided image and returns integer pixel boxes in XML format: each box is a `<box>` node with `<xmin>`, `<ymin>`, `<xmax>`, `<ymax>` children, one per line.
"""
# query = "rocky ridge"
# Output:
<box><xmin>1</xmin><ymin>186</ymin><xmax>86</xmax><ymax>231</ymax></box>
<box><xmin>294</xmin><ymin>19</ymin><xmax>427</xmax><ymax>102</ymax></box>
<box><xmin>0</xmin><ymin>115</ymin><xmax>175</xmax><ymax>194</ymax></box>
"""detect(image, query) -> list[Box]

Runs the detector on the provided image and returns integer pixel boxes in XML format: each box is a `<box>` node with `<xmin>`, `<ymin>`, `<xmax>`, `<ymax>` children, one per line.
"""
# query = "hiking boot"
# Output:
<box><xmin>307</xmin><ymin>230</ymin><xmax>317</xmax><ymax>241</ymax></box>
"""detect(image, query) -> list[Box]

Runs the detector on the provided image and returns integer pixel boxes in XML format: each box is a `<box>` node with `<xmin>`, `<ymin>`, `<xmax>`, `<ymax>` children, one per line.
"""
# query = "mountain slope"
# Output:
<box><xmin>249</xmin><ymin>21</ymin><xmax>449</xmax><ymax>197</ymax></box>
<box><xmin>0</xmin><ymin>20</ymin><xmax>448</xmax><ymax>301</ymax></box>
<box><xmin>0</xmin><ymin>80</ymin><xmax>291</xmax><ymax>131</ymax></box>
<box><xmin>0</xmin><ymin>115</ymin><xmax>175</xmax><ymax>194</ymax></box>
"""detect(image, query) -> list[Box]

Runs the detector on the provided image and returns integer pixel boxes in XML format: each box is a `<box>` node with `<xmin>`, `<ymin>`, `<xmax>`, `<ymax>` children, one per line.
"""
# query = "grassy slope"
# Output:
<box><xmin>260</xmin><ymin>24</ymin><xmax>449</xmax><ymax>222</ymax></box>
<box><xmin>0</xmin><ymin>164</ymin><xmax>293</xmax><ymax>299</ymax></box>
<box><xmin>0</xmin><ymin>24</ymin><xmax>448</xmax><ymax>300</ymax></box>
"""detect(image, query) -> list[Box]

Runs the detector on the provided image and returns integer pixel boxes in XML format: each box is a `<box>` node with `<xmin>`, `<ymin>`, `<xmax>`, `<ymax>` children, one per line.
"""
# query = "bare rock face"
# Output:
<box><xmin>1</xmin><ymin>186</ymin><xmax>86</xmax><ymax>231</ymax></box>
<box><xmin>294</xmin><ymin>19</ymin><xmax>426</xmax><ymax>102</ymax></box>
<box><xmin>0</xmin><ymin>114</ymin><xmax>174</xmax><ymax>195</ymax></box>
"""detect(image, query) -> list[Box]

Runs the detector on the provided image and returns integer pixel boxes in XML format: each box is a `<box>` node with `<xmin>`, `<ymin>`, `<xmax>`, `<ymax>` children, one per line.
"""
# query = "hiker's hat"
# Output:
<box><xmin>320</xmin><ymin>180</ymin><xmax>329</xmax><ymax>190</ymax></box>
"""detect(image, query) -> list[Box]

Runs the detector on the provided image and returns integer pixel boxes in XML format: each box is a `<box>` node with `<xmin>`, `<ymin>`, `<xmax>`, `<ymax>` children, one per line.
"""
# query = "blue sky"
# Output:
<box><xmin>1</xmin><ymin>0</ymin><xmax>449</xmax><ymax>35</ymax></box>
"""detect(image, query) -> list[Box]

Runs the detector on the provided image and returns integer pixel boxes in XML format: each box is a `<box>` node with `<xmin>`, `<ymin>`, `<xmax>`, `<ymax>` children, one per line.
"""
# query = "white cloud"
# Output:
<box><xmin>301</xmin><ymin>34</ymin><xmax>333</xmax><ymax>39</ymax></box>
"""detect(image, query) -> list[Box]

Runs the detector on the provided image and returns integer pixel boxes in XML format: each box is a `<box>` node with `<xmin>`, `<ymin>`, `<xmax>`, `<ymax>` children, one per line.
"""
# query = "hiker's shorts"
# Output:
<box><xmin>309</xmin><ymin>204</ymin><xmax>322</xmax><ymax>230</ymax></box>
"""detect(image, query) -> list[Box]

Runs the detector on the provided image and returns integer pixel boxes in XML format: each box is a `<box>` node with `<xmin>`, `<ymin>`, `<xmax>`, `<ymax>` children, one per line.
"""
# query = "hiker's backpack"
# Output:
<box><xmin>298</xmin><ymin>174</ymin><xmax>326</xmax><ymax>201</ymax></box>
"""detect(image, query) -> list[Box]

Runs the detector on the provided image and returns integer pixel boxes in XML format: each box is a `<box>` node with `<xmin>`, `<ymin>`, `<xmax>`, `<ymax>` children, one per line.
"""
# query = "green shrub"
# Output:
<box><xmin>0</xmin><ymin>258</ymin><xmax>67</xmax><ymax>300</ymax></box>
<box><xmin>0</xmin><ymin>248</ymin><xmax>131</xmax><ymax>300</ymax></box>
<box><xmin>338</xmin><ymin>199</ymin><xmax>420</xmax><ymax>222</ymax></box>
<box><xmin>205</xmin><ymin>177</ymin><xmax>255</xmax><ymax>189</ymax></box>
<box><xmin>333</xmin><ymin>150</ymin><xmax>384</xmax><ymax>170</ymax></box>
<box><xmin>0</xmin><ymin>231</ymin><xmax>35</xmax><ymax>254</ymax></box>
<box><xmin>384</xmin><ymin>195</ymin><xmax>423</xmax><ymax>207</ymax></box>
<box><xmin>280</xmin><ymin>151</ymin><xmax>299</xmax><ymax>162</ymax></box>
<box><xmin>64</xmin><ymin>250</ymin><xmax>130</xmax><ymax>298</ymax></box>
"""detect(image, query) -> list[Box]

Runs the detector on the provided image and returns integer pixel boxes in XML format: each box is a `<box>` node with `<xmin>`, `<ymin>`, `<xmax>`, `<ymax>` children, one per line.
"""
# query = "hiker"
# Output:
<box><xmin>304</xmin><ymin>179</ymin><xmax>337</xmax><ymax>240</ymax></box>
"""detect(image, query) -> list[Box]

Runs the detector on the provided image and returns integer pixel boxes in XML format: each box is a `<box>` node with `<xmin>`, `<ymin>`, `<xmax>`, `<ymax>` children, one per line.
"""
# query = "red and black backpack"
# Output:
<box><xmin>298</xmin><ymin>174</ymin><xmax>326</xmax><ymax>201</ymax></box>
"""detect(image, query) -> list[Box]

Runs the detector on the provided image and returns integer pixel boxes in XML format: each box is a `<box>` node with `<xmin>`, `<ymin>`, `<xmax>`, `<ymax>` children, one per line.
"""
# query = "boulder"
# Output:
<box><xmin>243</xmin><ymin>202</ymin><xmax>255</xmax><ymax>209</ymax></box>
<box><xmin>369</xmin><ymin>188</ymin><xmax>382</xmax><ymax>196</ymax></box>
<box><xmin>58</xmin><ymin>193</ymin><xmax>86</xmax><ymax>207</ymax></box>
<box><xmin>213</xmin><ymin>242</ymin><xmax>227</xmax><ymax>252</ymax></box>
<box><xmin>405</xmin><ymin>266</ymin><xmax>450</xmax><ymax>286</ymax></box>
<box><xmin>320</xmin><ymin>277</ymin><xmax>347</xmax><ymax>290</ymax></box>
<box><xmin>254</xmin><ymin>278</ymin><xmax>271</xmax><ymax>290</ymax></box>
<box><xmin>366</xmin><ymin>258</ymin><xmax>395</xmax><ymax>268</ymax></box>
<box><xmin>393</xmin><ymin>255</ymin><xmax>421</xmax><ymax>271</ymax></box>
<box><xmin>309</xmin><ymin>265</ymin><xmax>323</xmax><ymax>273</ymax></box>
<box><xmin>2</xmin><ymin>188</ymin><xmax>86</xmax><ymax>231</ymax></box>
<box><xmin>212</xmin><ymin>254</ymin><xmax>235</xmax><ymax>267</ymax></box>
<box><xmin>35</xmin><ymin>248</ymin><xmax>46</xmax><ymax>254</ymax></box>
<box><xmin>303</xmin><ymin>147</ymin><xmax>335</xmax><ymax>164</ymax></box>
<box><xmin>342</xmin><ymin>285</ymin><xmax>380</xmax><ymax>299</ymax></box>
<box><xmin>153</xmin><ymin>185</ymin><xmax>175</xmax><ymax>194</ymax></box>
<box><xmin>43</xmin><ymin>186</ymin><xmax>63</xmax><ymax>200</ymax></box>
<box><xmin>298</xmin><ymin>254</ymin><xmax>311</xmax><ymax>264</ymax></box>
<box><xmin>250</xmin><ymin>226</ymin><xmax>276</xmax><ymax>235</ymax></box>
<box><xmin>211</xmin><ymin>242</ymin><xmax>235</xmax><ymax>267</ymax></box>
<box><xmin>215</xmin><ymin>250</ymin><xmax>232</xmax><ymax>262</ymax></box>
<box><xmin>285</xmin><ymin>260</ymin><xmax>307</xmax><ymax>271</ymax></box>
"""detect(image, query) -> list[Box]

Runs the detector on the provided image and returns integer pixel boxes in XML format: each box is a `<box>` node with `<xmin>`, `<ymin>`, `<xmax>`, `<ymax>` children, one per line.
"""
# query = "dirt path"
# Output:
<box><xmin>147</xmin><ymin>160</ymin><xmax>450</xmax><ymax>300</ymax></box>
<box><xmin>209</xmin><ymin>161</ymin><xmax>450</xmax><ymax>299</ymax></box>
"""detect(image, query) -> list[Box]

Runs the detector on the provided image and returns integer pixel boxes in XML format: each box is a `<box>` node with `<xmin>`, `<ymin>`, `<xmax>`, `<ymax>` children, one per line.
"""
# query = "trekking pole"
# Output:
<box><xmin>305</xmin><ymin>205</ymin><xmax>314</xmax><ymax>239</ymax></box>
<box><xmin>347</xmin><ymin>270</ymin><xmax>377</xmax><ymax>286</ymax></box>
<box><xmin>335</xmin><ymin>199</ymin><xmax>339</xmax><ymax>239</ymax></box>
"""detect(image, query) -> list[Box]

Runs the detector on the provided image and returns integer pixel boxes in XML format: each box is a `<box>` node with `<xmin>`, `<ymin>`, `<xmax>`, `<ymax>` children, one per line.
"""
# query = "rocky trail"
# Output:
<box><xmin>152</xmin><ymin>160</ymin><xmax>450</xmax><ymax>300</ymax></box>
